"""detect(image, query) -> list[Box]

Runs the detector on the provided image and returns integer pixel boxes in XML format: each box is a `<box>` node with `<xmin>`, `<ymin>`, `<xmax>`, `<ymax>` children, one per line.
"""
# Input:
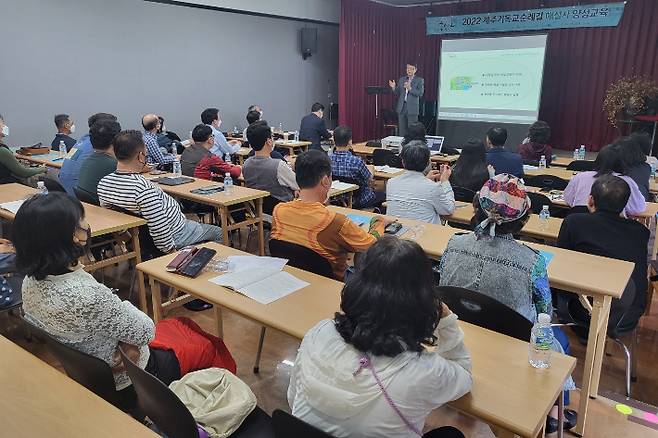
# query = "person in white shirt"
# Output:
<box><xmin>201</xmin><ymin>107</ymin><xmax>241</xmax><ymax>158</ymax></box>
<box><xmin>386</xmin><ymin>140</ymin><xmax>456</xmax><ymax>223</ymax></box>
<box><xmin>288</xmin><ymin>236</ymin><xmax>471</xmax><ymax>438</ymax></box>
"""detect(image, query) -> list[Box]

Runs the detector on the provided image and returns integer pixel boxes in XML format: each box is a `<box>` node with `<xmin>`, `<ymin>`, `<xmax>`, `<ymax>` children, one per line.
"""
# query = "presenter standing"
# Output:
<box><xmin>389</xmin><ymin>62</ymin><xmax>424</xmax><ymax>136</ymax></box>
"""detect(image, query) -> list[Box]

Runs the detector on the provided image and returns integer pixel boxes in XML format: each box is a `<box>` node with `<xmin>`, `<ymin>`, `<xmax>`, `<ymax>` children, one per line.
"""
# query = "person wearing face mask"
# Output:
<box><xmin>0</xmin><ymin>113</ymin><xmax>47</xmax><ymax>184</ymax></box>
<box><xmin>201</xmin><ymin>107</ymin><xmax>241</xmax><ymax>157</ymax></box>
<box><xmin>299</xmin><ymin>102</ymin><xmax>332</xmax><ymax>151</ymax></box>
<box><xmin>97</xmin><ymin>130</ymin><xmax>223</xmax><ymax>252</ymax></box>
<box><xmin>142</xmin><ymin>113</ymin><xmax>175</xmax><ymax>167</ymax></box>
<box><xmin>51</xmin><ymin>114</ymin><xmax>77</xmax><ymax>152</ymax></box>
<box><xmin>248</xmin><ymin>104</ymin><xmax>263</xmax><ymax>118</ymax></box>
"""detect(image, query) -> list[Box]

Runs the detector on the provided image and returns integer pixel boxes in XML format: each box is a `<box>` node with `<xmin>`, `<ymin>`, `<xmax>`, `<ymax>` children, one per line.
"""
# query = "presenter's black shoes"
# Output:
<box><xmin>545</xmin><ymin>409</ymin><xmax>577</xmax><ymax>434</ymax></box>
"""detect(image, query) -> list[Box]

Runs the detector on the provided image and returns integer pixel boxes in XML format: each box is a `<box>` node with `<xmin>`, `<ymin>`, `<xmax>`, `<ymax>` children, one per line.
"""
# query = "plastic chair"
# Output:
<box><xmin>523</xmin><ymin>159</ymin><xmax>540</xmax><ymax>167</ymax></box>
<box><xmin>452</xmin><ymin>186</ymin><xmax>477</xmax><ymax>203</ymax></box>
<box><xmin>73</xmin><ymin>186</ymin><xmax>100</xmax><ymax>205</ymax></box>
<box><xmin>262</xmin><ymin>196</ymin><xmax>282</xmax><ymax>216</ymax></box>
<box><xmin>566</xmin><ymin>160</ymin><xmax>595</xmax><ymax>171</ymax></box>
<box><xmin>437</xmin><ymin>286</ymin><xmax>532</xmax><ymax>342</ymax></box>
<box><xmin>524</xmin><ymin>174</ymin><xmax>569</xmax><ymax>191</ymax></box>
<box><xmin>272</xmin><ymin>409</ymin><xmax>335</xmax><ymax>438</ymax></box>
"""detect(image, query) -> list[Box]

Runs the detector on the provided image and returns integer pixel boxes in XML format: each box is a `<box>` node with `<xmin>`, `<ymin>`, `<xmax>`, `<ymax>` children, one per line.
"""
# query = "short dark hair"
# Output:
<box><xmin>401</xmin><ymin>140</ymin><xmax>430</xmax><ymax>172</ymax></box>
<box><xmin>90</xmin><ymin>119</ymin><xmax>121</xmax><ymax>151</ymax></box>
<box><xmin>246</xmin><ymin>110</ymin><xmax>261</xmax><ymax>125</ymax></box>
<box><xmin>13</xmin><ymin>192</ymin><xmax>86</xmax><ymax>280</ymax></box>
<box><xmin>528</xmin><ymin>121</ymin><xmax>551</xmax><ymax>144</ymax></box>
<box><xmin>201</xmin><ymin>108</ymin><xmax>220</xmax><ymax>125</ymax></box>
<box><xmin>486</xmin><ymin>127</ymin><xmax>508</xmax><ymax>147</ymax></box>
<box><xmin>246</xmin><ymin>120</ymin><xmax>272</xmax><ymax>151</ymax></box>
<box><xmin>113</xmin><ymin>130</ymin><xmax>145</xmax><ymax>161</ymax></box>
<box><xmin>54</xmin><ymin>114</ymin><xmax>70</xmax><ymax>130</ymax></box>
<box><xmin>616</xmin><ymin>135</ymin><xmax>648</xmax><ymax>170</ymax></box>
<box><xmin>192</xmin><ymin>124</ymin><xmax>213</xmax><ymax>143</ymax></box>
<box><xmin>311</xmin><ymin>102</ymin><xmax>325</xmax><ymax>113</ymax></box>
<box><xmin>473</xmin><ymin>195</ymin><xmax>530</xmax><ymax>235</ymax></box>
<box><xmin>87</xmin><ymin>113</ymin><xmax>117</xmax><ymax>129</ymax></box>
<box><xmin>407</xmin><ymin>61</ymin><xmax>417</xmax><ymax>68</ymax></box>
<box><xmin>294</xmin><ymin>149</ymin><xmax>331</xmax><ymax>189</ymax></box>
<box><xmin>248</xmin><ymin>105</ymin><xmax>260</xmax><ymax>112</ymax></box>
<box><xmin>591</xmin><ymin>174</ymin><xmax>630</xmax><ymax>214</ymax></box>
<box><xmin>629</xmin><ymin>131</ymin><xmax>652</xmax><ymax>156</ymax></box>
<box><xmin>594</xmin><ymin>144</ymin><xmax>623</xmax><ymax>177</ymax></box>
<box><xmin>334</xmin><ymin>236</ymin><xmax>442</xmax><ymax>356</ymax></box>
<box><xmin>402</xmin><ymin>122</ymin><xmax>426</xmax><ymax>146</ymax></box>
<box><xmin>333</xmin><ymin>125</ymin><xmax>352</xmax><ymax>147</ymax></box>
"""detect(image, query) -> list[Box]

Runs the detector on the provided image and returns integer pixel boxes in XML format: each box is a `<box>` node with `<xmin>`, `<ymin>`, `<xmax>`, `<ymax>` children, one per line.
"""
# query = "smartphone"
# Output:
<box><xmin>385</xmin><ymin>222</ymin><xmax>403</xmax><ymax>234</ymax></box>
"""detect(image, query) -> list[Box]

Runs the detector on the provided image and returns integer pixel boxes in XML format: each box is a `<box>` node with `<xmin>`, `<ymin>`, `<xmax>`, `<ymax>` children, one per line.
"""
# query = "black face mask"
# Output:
<box><xmin>72</xmin><ymin>228</ymin><xmax>92</xmax><ymax>260</ymax></box>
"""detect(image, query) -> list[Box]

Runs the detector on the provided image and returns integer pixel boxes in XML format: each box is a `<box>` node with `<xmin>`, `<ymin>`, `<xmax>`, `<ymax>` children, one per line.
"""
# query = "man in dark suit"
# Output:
<box><xmin>299</xmin><ymin>102</ymin><xmax>332</xmax><ymax>151</ymax></box>
<box><xmin>389</xmin><ymin>62</ymin><xmax>424</xmax><ymax>137</ymax></box>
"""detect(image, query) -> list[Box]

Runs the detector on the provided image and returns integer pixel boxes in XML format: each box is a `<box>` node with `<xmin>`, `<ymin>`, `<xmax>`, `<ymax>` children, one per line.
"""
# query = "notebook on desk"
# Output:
<box><xmin>151</xmin><ymin>176</ymin><xmax>195</xmax><ymax>186</ymax></box>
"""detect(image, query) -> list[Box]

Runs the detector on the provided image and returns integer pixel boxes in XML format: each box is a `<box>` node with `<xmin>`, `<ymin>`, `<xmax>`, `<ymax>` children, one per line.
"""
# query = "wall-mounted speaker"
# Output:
<box><xmin>301</xmin><ymin>28</ymin><xmax>318</xmax><ymax>60</ymax></box>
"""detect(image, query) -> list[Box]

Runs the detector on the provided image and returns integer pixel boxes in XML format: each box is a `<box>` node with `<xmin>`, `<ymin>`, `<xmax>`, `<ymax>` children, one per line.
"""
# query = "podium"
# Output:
<box><xmin>365</xmin><ymin>86</ymin><xmax>389</xmax><ymax>119</ymax></box>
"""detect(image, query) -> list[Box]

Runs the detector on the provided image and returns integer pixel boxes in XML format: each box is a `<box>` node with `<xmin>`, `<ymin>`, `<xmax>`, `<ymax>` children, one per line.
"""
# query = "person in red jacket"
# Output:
<box><xmin>181</xmin><ymin>124</ymin><xmax>241</xmax><ymax>180</ymax></box>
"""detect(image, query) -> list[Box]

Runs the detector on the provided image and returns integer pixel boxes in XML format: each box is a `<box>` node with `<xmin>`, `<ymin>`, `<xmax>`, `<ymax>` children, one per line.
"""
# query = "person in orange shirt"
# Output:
<box><xmin>271</xmin><ymin>150</ymin><xmax>390</xmax><ymax>280</ymax></box>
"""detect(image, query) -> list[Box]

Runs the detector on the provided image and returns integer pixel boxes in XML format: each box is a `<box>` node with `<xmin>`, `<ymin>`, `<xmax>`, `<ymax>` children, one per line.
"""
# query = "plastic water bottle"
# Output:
<box><xmin>233</xmin><ymin>126</ymin><xmax>238</xmax><ymax>135</ymax></box>
<box><xmin>573</xmin><ymin>147</ymin><xmax>579</xmax><ymax>160</ymax></box>
<box><xmin>37</xmin><ymin>181</ymin><xmax>48</xmax><ymax>195</ymax></box>
<box><xmin>529</xmin><ymin>313</ymin><xmax>554</xmax><ymax>369</ymax></box>
<box><xmin>58</xmin><ymin>140</ymin><xmax>67</xmax><ymax>157</ymax></box>
<box><xmin>172</xmin><ymin>159</ymin><xmax>182</xmax><ymax>177</ymax></box>
<box><xmin>538</xmin><ymin>155</ymin><xmax>547</xmax><ymax>169</ymax></box>
<box><xmin>223</xmin><ymin>172</ymin><xmax>233</xmax><ymax>194</ymax></box>
<box><xmin>225</xmin><ymin>153</ymin><xmax>232</xmax><ymax>165</ymax></box>
<box><xmin>293</xmin><ymin>131</ymin><xmax>299</xmax><ymax>141</ymax></box>
<box><xmin>579</xmin><ymin>145</ymin><xmax>586</xmax><ymax>160</ymax></box>
<box><xmin>278</xmin><ymin>122</ymin><xmax>283</xmax><ymax>133</ymax></box>
<box><xmin>651</xmin><ymin>162</ymin><xmax>657</xmax><ymax>178</ymax></box>
<box><xmin>539</xmin><ymin>205</ymin><xmax>550</xmax><ymax>230</ymax></box>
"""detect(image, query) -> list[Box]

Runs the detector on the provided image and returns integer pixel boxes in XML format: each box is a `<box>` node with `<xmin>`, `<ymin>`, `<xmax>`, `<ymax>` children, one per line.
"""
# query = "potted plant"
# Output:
<box><xmin>603</xmin><ymin>75</ymin><xmax>658</xmax><ymax>128</ymax></box>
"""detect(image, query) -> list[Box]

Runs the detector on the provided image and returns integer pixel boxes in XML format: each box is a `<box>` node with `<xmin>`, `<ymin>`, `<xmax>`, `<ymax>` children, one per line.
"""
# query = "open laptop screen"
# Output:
<box><xmin>426</xmin><ymin>136</ymin><xmax>444</xmax><ymax>153</ymax></box>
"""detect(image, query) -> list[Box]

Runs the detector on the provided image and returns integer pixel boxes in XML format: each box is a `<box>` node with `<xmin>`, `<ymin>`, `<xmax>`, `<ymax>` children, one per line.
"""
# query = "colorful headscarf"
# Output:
<box><xmin>475</xmin><ymin>174</ymin><xmax>531</xmax><ymax>239</ymax></box>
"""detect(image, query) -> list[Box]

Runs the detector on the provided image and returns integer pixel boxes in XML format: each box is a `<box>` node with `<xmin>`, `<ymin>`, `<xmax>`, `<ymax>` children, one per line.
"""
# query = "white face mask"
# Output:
<box><xmin>161</xmin><ymin>125</ymin><xmax>166</xmax><ymax>132</ymax></box>
<box><xmin>1</xmin><ymin>125</ymin><xmax>9</xmax><ymax>137</ymax></box>
<box><xmin>259</xmin><ymin>111</ymin><xmax>264</xmax><ymax>118</ymax></box>
<box><xmin>69</xmin><ymin>124</ymin><xmax>76</xmax><ymax>134</ymax></box>
<box><xmin>215</xmin><ymin>119</ymin><xmax>222</xmax><ymax>129</ymax></box>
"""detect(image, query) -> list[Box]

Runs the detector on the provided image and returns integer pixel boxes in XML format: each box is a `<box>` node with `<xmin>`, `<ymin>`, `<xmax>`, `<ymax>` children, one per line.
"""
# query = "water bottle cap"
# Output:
<box><xmin>537</xmin><ymin>313</ymin><xmax>551</xmax><ymax>324</ymax></box>
<box><xmin>37</xmin><ymin>181</ymin><xmax>45</xmax><ymax>188</ymax></box>
<box><xmin>542</xmin><ymin>205</ymin><xmax>549</xmax><ymax>210</ymax></box>
<box><xmin>225</xmin><ymin>172</ymin><xmax>230</xmax><ymax>176</ymax></box>
<box><xmin>540</xmin><ymin>155</ymin><xmax>545</xmax><ymax>159</ymax></box>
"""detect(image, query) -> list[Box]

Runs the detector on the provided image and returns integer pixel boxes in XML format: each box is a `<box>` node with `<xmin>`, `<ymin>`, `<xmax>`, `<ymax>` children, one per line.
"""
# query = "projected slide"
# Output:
<box><xmin>438</xmin><ymin>35</ymin><xmax>547</xmax><ymax>124</ymax></box>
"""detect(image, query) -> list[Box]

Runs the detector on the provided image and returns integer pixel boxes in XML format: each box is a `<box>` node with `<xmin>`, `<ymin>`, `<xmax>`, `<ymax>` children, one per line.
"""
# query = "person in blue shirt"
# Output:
<box><xmin>142</xmin><ymin>114</ymin><xmax>175</xmax><ymax>167</ymax></box>
<box><xmin>201</xmin><ymin>108</ymin><xmax>241</xmax><ymax>158</ymax></box>
<box><xmin>485</xmin><ymin>127</ymin><xmax>524</xmax><ymax>178</ymax></box>
<box><xmin>58</xmin><ymin>113</ymin><xmax>117</xmax><ymax>196</ymax></box>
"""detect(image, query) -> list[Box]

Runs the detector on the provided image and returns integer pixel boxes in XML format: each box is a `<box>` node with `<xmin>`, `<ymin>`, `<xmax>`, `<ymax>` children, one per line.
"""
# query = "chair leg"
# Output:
<box><xmin>253</xmin><ymin>326</ymin><xmax>266</xmax><ymax>374</ymax></box>
<box><xmin>631</xmin><ymin>328</ymin><xmax>638</xmax><ymax>382</ymax></box>
<box><xmin>611</xmin><ymin>338</ymin><xmax>632</xmax><ymax>398</ymax></box>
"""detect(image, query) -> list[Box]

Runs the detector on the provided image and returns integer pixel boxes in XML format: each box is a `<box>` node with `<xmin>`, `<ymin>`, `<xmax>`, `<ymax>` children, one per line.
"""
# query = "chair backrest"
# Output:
<box><xmin>437</xmin><ymin>286</ymin><xmax>533</xmax><ymax>342</ymax></box>
<box><xmin>566</xmin><ymin>160</ymin><xmax>595</xmax><ymax>171</ymax></box>
<box><xmin>372</xmin><ymin>148</ymin><xmax>394</xmax><ymax>166</ymax></box>
<box><xmin>452</xmin><ymin>186</ymin><xmax>477</xmax><ymax>203</ymax></box>
<box><xmin>73</xmin><ymin>186</ymin><xmax>100</xmax><ymax>205</ymax></box>
<box><xmin>24</xmin><ymin>320</ymin><xmax>120</xmax><ymax>407</ymax></box>
<box><xmin>526</xmin><ymin>192</ymin><xmax>553</xmax><ymax>214</ymax></box>
<box><xmin>41</xmin><ymin>176</ymin><xmax>67</xmax><ymax>193</ymax></box>
<box><xmin>119</xmin><ymin>348</ymin><xmax>200</xmax><ymax>438</ymax></box>
<box><xmin>263</xmin><ymin>196</ymin><xmax>282</xmax><ymax>216</ymax></box>
<box><xmin>524</xmin><ymin>174</ymin><xmax>569</xmax><ymax>191</ymax></box>
<box><xmin>268</xmin><ymin>239</ymin><xmax>334</xmax><ymax>278</ymax></box>
<box><xmin>272</xmin><ymin>409</ymin><xmax>335</xmax><ymax>438</ymax></box>
<box><xmin>106</xmin><ymin>205</ymin><xmax>165</xmax><ymax>260</ymax></box>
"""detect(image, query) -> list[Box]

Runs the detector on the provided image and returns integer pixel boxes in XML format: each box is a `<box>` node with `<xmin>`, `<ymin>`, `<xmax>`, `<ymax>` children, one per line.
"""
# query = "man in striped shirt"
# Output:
<box><xmin>97</xmin><ymin>130</ymin><xmax>222</xmax><ymax>253</ymax></box>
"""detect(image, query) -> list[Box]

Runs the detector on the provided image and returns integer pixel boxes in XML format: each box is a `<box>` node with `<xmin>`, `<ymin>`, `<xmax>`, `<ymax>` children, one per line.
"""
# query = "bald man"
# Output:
<box><xmin>142</xmin><ymin>113</ymin><xmax>175</xmax><ymax>166</ymax></box>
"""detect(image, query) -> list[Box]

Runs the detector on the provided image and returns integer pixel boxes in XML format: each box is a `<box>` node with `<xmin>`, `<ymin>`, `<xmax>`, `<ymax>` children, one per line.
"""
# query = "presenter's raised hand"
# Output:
<box><xmin>388</xmin><ymin>79</ymin><xmax>396</xmax><ymax>89</ymax></box>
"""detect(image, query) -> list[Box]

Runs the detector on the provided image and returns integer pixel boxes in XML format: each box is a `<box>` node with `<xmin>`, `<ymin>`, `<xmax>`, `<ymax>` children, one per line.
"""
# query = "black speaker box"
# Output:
<box><xmin>301</xmin><ymin>28</ymin><xmax>318</xmax><ymax>59</ymax></box>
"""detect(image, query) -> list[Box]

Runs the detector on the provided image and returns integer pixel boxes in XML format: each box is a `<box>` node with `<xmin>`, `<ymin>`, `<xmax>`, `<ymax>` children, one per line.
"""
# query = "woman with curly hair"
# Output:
<box><xmin>518</xmin><ymin>120</ymin><xmax>553</xmax><ymax>164</ymax></box>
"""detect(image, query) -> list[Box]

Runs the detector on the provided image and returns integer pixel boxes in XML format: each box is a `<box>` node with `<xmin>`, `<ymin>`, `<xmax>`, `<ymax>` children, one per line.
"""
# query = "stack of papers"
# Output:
<box><xmin>523</xmin><ymin>165</ymin><xmax>539</xmax><ymax>171</ymax></box>
<box><xmin>0</xmin><ymin>200</ymin><xmax>24</xmax><ymax>214</ymax></box>
<box><xmin>331</xmin><ymin>181</ymin><xmax>357</xmax><ymax>190</ymax></box>
<box><xmin>209</xmin><ymin>256</ymin><xmax>309</xmax><ymax>304</ymax></box>
<box><xmin>374</xmin><ymin>165</ymin><xmax>403</xmax><ymax>174</ymax></box>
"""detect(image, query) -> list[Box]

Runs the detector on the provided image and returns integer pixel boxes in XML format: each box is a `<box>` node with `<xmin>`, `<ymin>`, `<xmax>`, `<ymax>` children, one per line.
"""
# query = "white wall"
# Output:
<box><xmin>175</xmin><ymin>0</ymin><xmax>341</xmax><ymax>23</ymax></box>
<box><xmin>0</xmin><ymin>0</ymin><xmax>339</xmax><ymax>147</ymax></box>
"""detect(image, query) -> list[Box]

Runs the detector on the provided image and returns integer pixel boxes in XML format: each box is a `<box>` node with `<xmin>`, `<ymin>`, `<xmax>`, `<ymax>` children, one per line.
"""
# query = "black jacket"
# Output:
<box><xmin>299</xmin><ymin>113</ymin><xmax>331</xmax><ymax>150</ymax></box>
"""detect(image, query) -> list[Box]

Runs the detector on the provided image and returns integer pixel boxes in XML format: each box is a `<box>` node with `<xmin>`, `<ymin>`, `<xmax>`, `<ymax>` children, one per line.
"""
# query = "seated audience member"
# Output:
<box><xmin>564</xmin><ymin>144</ymin><xmax>646</xmax><ymax>215</ymax></box>
<box><xmin>618</xmin><ymin>134</ymin><xmax>651</xmax><ymax>201</ymax></box>
<box><xmin>636</xmin><ymin>130</ymin><xmax>658</xmax><ymax>168</ymax></box>
<box><xmin>439</xmin><ymin>174</ymin><xmax>575</xmax><ymax>431</ymax></box>
<box><xmin>243</xmin><ymin>121</ymin><xmax>298</xmax><ymax>203</ymax></box>
<box><xmin>401</xmin><ymin>121</ymin><xmax>427</xmax><ymax>147</ymax></box>
<box><xmin>180</xmin><ymin>124</ymin><xmax>241</xmax><ymax>180</ymax></box>
<box><xmin>485</xmin><ymin>127</ymin><xmax>524</xmax><ymax>177</ymax></box>
<box><xmin>142</xmin><ymin>114</ymin><xmax>175</xmax><ymax>167</ymax></box>
<box><xmin>59</xmin><ymin>112</ymin><xmax>117</xmax><ymax>195</ymax></box>
<box><xmin>449</xmin><ymin>139</ymin><xmax>494</xmax><ymax>193</ymax></box>
<box><xmin>244</xmin><ymin>111</ymin><xmax>284</xmax><ymax>161</ymax></box>
<box><xmin>14</xmin><ymin>193</ymin><xmax>236</xmax><ymax>409</ymax></box>
<box><xmin>331</xmin><ymin>125</ymin><xmax>385</xmax><ymax>209</ymax></box>
<box><xmin>517</xmin><ymin>120</ymin><xmax>552</xmax><ymax>164</ymax></box>
<box><xmin>156</xmin><ymin>116</ymin><xmax>189</xmax><ymax>155</ymax></box>
<box><xmin>98</xmin><ymin>130</ymin><xmax>222</xmax><ymax>252</ymax></box>
<box><xmin>51</xmin><ymin>113</ymin><xmax>77</xmax><ymax>151</ymax></box>
<box><xmin>557</xmin><ymin>174</ymin><xmax>649</xmax><ymax>326</ymax></box>
<box><xmin>289</xmin><ymin>236</ymin><xmax>471</xmax><ymax>438</ymax></box>
<box><xmin>0</xmin><ymin>114</ymin><xmax>46</xmax><ymax>184</ymax></box>
<box><xmin>271</xmin><ymin>150</ymin><xmax>387</xmax><ymax>280</ymax></box>
<box><xmin>248</xmin><ymin>104</ymin><xmax>262</xmax><ymax>115</ymax></box>
<box><xmin>76</xmin><ymin>119</ymin><xmax>121</xmax><ymax>203</ymax></box>
<box><xmin>243</xmin><ymin>109</ymin><xmax>261</xmax><ymax>140</ymax></box>
<box><xmin>299</xmin><ymin>102</ymin><xmax>332</xmax><ymax>151</ymax></box>
<box><xmin>386</xmin><ymin>140</ymin><xmax>455</xmax><ymax>223</ymax></box>
<box><xmin>201</xmin><ymin>107</ymin><xmax>241</xmax><ymax>157</ymax></box>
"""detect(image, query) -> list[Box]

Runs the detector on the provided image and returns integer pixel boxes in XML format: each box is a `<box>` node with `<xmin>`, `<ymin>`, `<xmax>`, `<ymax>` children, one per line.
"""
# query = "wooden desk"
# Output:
<box><xmin>138</xmin><ymin>242</ymin><xmax>575</xmax><ymax>438</ymax></box>
<box><xmin>0</xmin><ymin>183</ymin><xmax>149</xmax><ymax>311</ymax></box>
<box><xmin>524</xmin><ymin>167</ymin><xmax>577</xmax><ymax>180</ymax></box>
<box><xmin>329</xmin><ymin>183</ymin><xmax>358</xmax><ymax>208</ymax></box>
<box><xmin>327</xmin><ymin>205</ymin><xmax>633</xmax><ymax>436</ymax></box>
<box><xmin>148</xmin><ymin>175</ymin><xmax>268</xmax><ymax>255</ymax></box>
<box><xmin>367</xmin><ymin>164</ymin><xmax>405</xmax><ymax>180</ymax></box>
<box><xmin>15</xmin><ymin>151</ymin><xmax>65</xmax><ymax>169</ymax></box>
<box><xmin>0</xmin><ymin>336</ymin><xmax>157</xmax><ymax>437</ymax></box>
<box><xmin>274</xmin><ymin>140</ymin><xmax>311</xmax><ymax>156</ymax></box>
<box><xmin>235</xmin><ymin>147</ymin><xmax>251</xmax><ymax>165</ymax></box>
<box><xmin>352</xmin><ymin>142</ymin><xmax>459</xmax><ymax>165</ymax></box>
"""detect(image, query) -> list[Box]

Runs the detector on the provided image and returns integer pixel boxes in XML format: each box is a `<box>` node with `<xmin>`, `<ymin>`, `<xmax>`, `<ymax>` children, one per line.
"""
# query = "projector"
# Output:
<box><xmin>381</xmin><ymin>136</ymin><xmax>404</xmax><ymax>150</ymax></box>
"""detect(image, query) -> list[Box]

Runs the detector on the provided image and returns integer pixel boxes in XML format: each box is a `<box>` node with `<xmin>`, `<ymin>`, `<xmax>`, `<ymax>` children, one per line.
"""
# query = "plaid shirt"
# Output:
<box><xmin>330</xmin><ymin>150</ymin><xmax>375</xmax><ymax>207</ymax></box>
<box><xmin>143</xmin><ymin>131</ymin><xmax>175</xmax><ymax>165</ymax></box>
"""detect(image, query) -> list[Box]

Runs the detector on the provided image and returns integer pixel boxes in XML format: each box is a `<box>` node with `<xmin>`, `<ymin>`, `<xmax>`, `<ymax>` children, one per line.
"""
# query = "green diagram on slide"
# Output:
<box><xmin>440</xmin><ymin>48</ymin><xmax>544</xmax><ymax>110</ymax></box>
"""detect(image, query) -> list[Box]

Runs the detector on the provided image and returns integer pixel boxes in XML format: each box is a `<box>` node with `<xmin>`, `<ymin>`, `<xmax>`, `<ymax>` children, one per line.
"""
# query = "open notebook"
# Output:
<box><xmin>0</xmin><ymin>200</ymin><xmax>24</xmax><ymax>215</ymax></box>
